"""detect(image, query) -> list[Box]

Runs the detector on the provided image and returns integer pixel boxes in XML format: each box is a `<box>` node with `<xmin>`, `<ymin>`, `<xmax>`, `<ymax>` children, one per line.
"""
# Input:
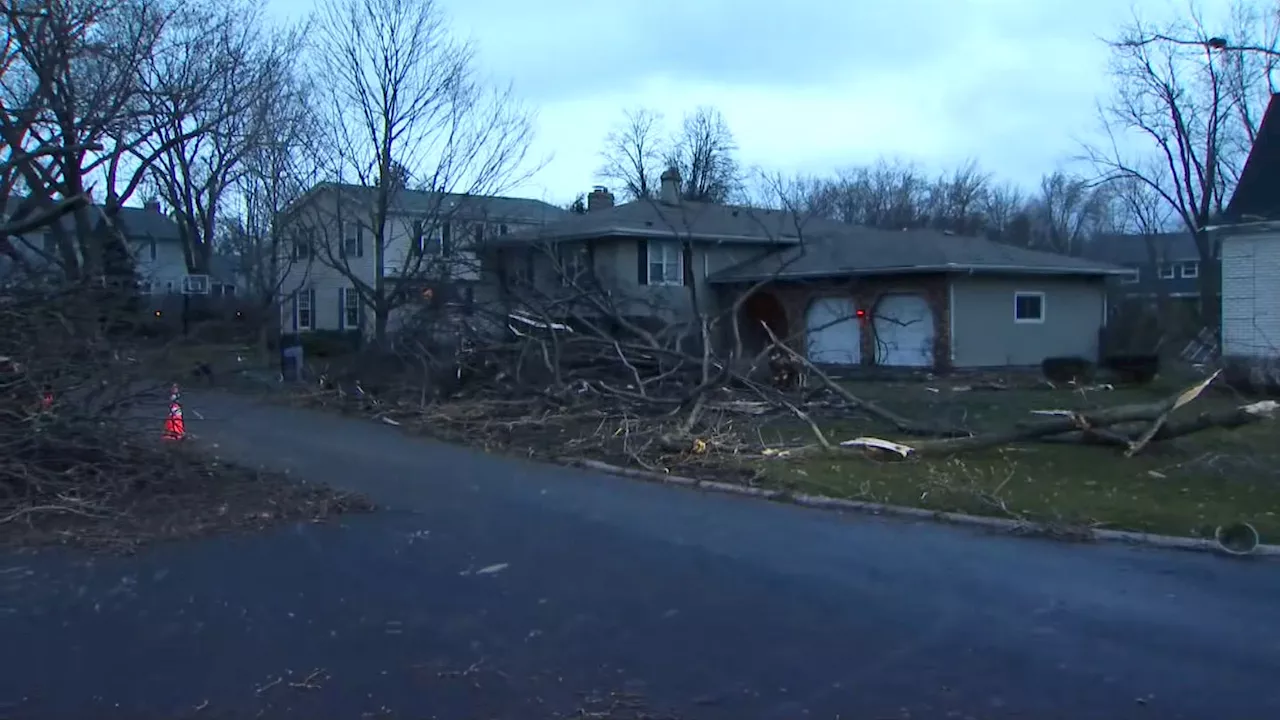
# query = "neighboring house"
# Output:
<box><xmin>1080</xmin><ymin>232</ymin><xmax>1214</xmax><ymax>307</ymax></box>
<box><xmin>0</xmin><ymin>197</ymin><xmax>236</xmax><ymax>297</ymax></box>
<box><xmin>1212</xmin><ymin>92</ymin><xmax>1280</xmax><ymax>362</ymax></box>
<box><xmin>277</xmin><ymin>182</ymin><xmax>567</xmax><ymax>335</ymax></box>
<box><xmin>494</xmin><ymin>169</ymin><xmax>1127</xmax><ymax>370</ymax></box>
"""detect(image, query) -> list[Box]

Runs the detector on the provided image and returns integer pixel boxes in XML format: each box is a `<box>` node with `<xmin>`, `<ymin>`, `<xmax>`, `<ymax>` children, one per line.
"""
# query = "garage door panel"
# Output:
<box><xmin>806</xmin><ymin>298</ymin><xmax>860</xmax><ymax>365</ymax></box>
<box><xmin>874</xmin><ymin>294</ymin><xmax>934</xmax><ymax>367</ymax></box>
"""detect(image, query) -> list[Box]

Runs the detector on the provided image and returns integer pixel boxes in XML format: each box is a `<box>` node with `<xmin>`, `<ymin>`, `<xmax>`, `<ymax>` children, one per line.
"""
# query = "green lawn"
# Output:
<box><xmin>758</xmin><ymin>377</ymin><xmax>1280</xmax><ymax>540</ymax></box>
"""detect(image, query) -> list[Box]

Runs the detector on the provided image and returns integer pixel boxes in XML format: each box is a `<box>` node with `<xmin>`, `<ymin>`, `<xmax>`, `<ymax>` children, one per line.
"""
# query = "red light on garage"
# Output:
<box><xmin>854</xmin><ymin>308</ymin><xmax>866</xmax><ymax>319</ymax></box>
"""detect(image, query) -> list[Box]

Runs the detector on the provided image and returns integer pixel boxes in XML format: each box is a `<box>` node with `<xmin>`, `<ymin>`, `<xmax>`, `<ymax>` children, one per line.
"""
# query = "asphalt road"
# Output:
<box><xmin>2</xmin><ymin>391</ymin><xmax>1278</xmax><ymax>720</ymax></box>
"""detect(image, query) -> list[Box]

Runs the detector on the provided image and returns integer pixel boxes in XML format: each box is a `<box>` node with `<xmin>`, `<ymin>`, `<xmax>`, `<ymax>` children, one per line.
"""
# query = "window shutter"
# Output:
<box><xmin>442</xmin><ymin>222</ymin><xmax>452</xmax><ymax>255</ymax></box>
<box><xmin>682</xmin><ymin>244</ymin><xmax>693</xmax><ymax>286</ymax></box>
<box><xmin>356</xmin><ymin>226</ymin><xmax>364</xmax><ymax>257</ymax></box>
<box><xmin>291</xmin><ymin>291</ymin><xmax>298</xmax><ymax>332</ymax></box>
<box><xmin>636</xmin><ymin>239</ymin><xmax>648</xmax><ymax>285</ymax></box>
<box><xmin>338</xmin><ymin>288</ymin><xmax>345</xmax><ymax>330</ymax></box>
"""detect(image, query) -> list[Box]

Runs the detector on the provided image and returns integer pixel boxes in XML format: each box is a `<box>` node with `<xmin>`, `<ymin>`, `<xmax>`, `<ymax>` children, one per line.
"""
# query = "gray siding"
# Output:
<box><xmin>515</xmin><ymin>237</ymin><xmax>775</xmax><ymax>323</ymax></box>
<box><xmin>950</xmin><ymin>276</ymin><xmax>1107</xmax><ymax>367</ymax></box>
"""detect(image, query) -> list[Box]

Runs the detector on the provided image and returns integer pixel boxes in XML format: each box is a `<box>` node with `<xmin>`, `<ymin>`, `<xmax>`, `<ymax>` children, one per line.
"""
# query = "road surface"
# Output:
<box><xmin>1</xmin><ymin>391</ymin><xmax>1278</xmax><ymax>719</ymax></box>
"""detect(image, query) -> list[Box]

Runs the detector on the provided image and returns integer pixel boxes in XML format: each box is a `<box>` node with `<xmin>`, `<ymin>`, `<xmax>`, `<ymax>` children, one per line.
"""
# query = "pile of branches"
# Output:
<box><xmin>294</xmin><ymin>303</ymin><xmax>1280</xmax><ymax>472</ymax></box>
<box><xmin>0</xmin><ymin>285</ymin><xmax>368</xmax><ymax>550</ymax></box>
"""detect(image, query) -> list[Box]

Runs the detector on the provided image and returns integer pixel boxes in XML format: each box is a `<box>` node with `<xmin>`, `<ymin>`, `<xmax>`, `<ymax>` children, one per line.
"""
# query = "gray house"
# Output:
<box><xmin>1079</xmin><ymin>232</ymin><xmax>1217</xmax><ymax>311</ymax></box>
<box><xmin>493</xmin><ymin>169</ymin><xmax>1127</xmax><ymax>370</ymax></box>
<box><xmin>1</xmin><ymin>198</ymin><xmax>238</xmax><ymax>297</ymax></box>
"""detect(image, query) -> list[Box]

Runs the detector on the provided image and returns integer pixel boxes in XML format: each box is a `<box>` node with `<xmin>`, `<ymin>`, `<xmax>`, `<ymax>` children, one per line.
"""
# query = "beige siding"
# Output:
<box><xmin>1221</xmin><ymin>231</ymin><xmax>1280</xmax><ymax>358</ymax></box>
<box><xmin>950</xmin><ymin>275</ymin><xmax>1107</xmax><ymax>367</ymax></box>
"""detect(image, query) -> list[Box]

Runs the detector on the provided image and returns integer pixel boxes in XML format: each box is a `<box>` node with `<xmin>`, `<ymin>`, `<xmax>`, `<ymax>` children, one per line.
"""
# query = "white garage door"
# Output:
<box><xmin>874</xmin><ymin>294</ymin><xmax>934</xmax><ymax>367</ymax></box>
<box><xmin>806</xmin><ymin>297</ymin><xmax>861</xmax><ymax>365</ymax></box>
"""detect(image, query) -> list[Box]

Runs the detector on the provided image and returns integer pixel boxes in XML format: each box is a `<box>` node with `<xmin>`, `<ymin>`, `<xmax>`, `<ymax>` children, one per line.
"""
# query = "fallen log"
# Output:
<box><xmin>838</xmin><ymin>374</ymin><xmax>1274</xmax><ymax>459</ymax></box>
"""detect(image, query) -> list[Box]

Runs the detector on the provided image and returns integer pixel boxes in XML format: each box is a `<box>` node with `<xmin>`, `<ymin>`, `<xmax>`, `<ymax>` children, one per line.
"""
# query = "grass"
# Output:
<box><xmin>759</xmin><ymin>376</ymin><xmax>1280</xmax><ymax>541</ymax></box>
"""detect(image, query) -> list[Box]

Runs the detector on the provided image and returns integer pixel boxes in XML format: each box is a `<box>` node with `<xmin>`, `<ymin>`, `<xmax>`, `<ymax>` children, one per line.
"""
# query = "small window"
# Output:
<box><xmin>1158</xmin><ymin>263</ymin><xmax>1175</xmax><ymax>280</ymax></box>
<box><xmin>340</xmin><ymin>287</ymin><xmax>360</xmax><ymax>329</ymax></box>
<box><xmin>1180</xmin><ymin>261</ymin><xmax>1199</xmax><ymax>279</ymax></box>
<box><xmin>220</xmin><ymin>284</ymin><xmax>236</xmax><ymax>298</ymax></box>
<box><xmin>296</xmin><ymin>289</ymin><xmax>314</xmax><ymax>330</ymax></box>
<box><xmin>342</xmin><ymin>225</ymin><xmax>363</xmax><ymax>258</ymax></box>
<box><xmin>647</xmin><ymin>241</ymin><xmax>683</xmax><ymax>286</ymax></box>
<box><xmin>473</xmin><ymin>223</ymin><xmax>484</xmax><ymax>245</ymax></box>
<box><xmin>1014</xmin><ymin>291</ymin><xmax>1045</xmax><ymax>324</ymax></box>
<box><xmin>499</xmin><ymin>224</ymin><xmax>509</xmax><ymax>235</ymax></box>
<box><xmin>1119</xmin><ymin>267</ymin><xmax>1139</xmax><ymax>284</ymax></box>
<box><xmin>294</xmin><ymin>236</ymin><xmax>311</xmax><ymax>259</ymax></box>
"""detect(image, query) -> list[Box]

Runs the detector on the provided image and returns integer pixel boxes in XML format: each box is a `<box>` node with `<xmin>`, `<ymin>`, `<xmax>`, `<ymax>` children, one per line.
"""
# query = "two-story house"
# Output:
<box><xmin>277</xmin><ymin>182</ymin><xmax>567</xmax><ymax>336</ymax></box>
<box><xmin>1</xmin><ymin>197</ymin><xmax>238</xmax><ymax>297</ymax></box>
<box><xmin>1079</xmin><ymin>232</ymin><xmax>1220</xmax><ymax>345</ymax></box>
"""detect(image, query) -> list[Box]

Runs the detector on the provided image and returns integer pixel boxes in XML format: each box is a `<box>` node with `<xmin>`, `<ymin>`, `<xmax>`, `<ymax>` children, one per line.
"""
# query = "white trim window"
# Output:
<box><xmin>295</xmin><ymin>288</ymin><xmax>314</xmax><ymax>331</ymax></box>
<box><xmin>1013</xmin><ymin>291</ymin><xmax>1045</xmax><ymax>324</ymax></box>
<box><xmin>647</xmin><ymin>241</ymin><xmax>683</xmax><ymax>286</ymax></box>
<box><xmin>1179</xmin><ymin>261</ymin><xmax>1199</xmax><ymax>279</ymax></box>
<box><xmin>1158</xmin><ymin>263</ymin><xmax>1176</xmax><ymax>280</ymax></box>
<box><xmin>340</xmin><ymin>287</ymin><xmax>360</xmax><ymax>329</ymax></box>
<box><xmin>1119</xmin><ymin>267</ymin><xmax>1140</xmax><ymax>284</ymax></box>
<box><xmin>182</xmin><ymin>274</ymin><xmax>209</xmax><ymax>295</ymax></box>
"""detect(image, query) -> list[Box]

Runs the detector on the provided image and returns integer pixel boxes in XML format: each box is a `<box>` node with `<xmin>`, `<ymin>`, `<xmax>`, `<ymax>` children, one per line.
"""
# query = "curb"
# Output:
<box><xmin>565</xmin><ymin>459</ymin><xmax>1280</xmax><ymax>558</ymax></box>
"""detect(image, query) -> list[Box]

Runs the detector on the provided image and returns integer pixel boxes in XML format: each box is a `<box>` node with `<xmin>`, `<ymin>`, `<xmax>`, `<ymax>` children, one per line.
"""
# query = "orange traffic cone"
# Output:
<box><xmin>163</xmin><ymin>384</ymin><xmax>185</xmax><ymax>441</ymax></box>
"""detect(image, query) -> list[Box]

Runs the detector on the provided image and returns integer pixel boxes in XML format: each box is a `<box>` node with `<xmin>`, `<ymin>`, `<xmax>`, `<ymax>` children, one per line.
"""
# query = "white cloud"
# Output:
<box><xmin>268</xmin><ymin>0</ymin><xmax>1237</xmax><ymax>205</ymax></box>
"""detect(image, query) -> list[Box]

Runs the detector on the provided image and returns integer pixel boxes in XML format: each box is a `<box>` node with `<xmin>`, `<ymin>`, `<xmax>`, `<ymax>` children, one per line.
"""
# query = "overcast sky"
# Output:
<box><xmin>269</xmin><ymin>0</ymin><xmax>1230</xmax><ymax>206</ymax></box>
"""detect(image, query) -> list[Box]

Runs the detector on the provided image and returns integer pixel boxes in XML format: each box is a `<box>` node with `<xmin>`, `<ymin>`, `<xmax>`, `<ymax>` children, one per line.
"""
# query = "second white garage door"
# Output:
<box><xmin>874</xmin><ymin>294</ymin><xmax>934</xmax><ymax>367</ymax></box>
<box><xmin>806</xmin><ymin>297</ymin><xmax>861</xmax><ymax>365</ymax></box>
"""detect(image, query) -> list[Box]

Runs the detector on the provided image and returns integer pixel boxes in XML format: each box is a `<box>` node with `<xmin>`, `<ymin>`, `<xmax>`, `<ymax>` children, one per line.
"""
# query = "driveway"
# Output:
<box><xmin>2</xmin><ymin>391</ymin><xmax>1278</xmax><ymax>719</ymax></box>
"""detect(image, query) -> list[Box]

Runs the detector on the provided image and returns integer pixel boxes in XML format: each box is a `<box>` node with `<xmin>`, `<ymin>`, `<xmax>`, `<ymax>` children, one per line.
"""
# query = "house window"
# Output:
<box><xmin>340</xmin><ymin>287</ymin><xmax>360</xmax><ymax>329</ymax></box>
<box><xmin>342</xmin><ymin>224</ymin><xmax>363</xmax><ymax>258</ymax></box>
<box><xmin>499</xmin><ymin>224</ymin><xmax>509</xmax><ymax>235</ymax></box>
<box><xmin>559</xmin><ymin>244</ymin><xmax>589</xmax><ymax>285</ymax></box>
<box><xmin>295</xmin><ymin>289</ymin><xmax>314</xmax><ymax>331</ymax></box>
<box><xmin>473</xmin><ymin>223</ymin><xmax>484</xmax><ymax>245</ymax></box>
<box><xmin>219</xmin><ymin>284</ymin><xmax>236</xmax><ymax>297</ymax></box>
<box><xmin>294</xmin><ymin>236</ymin><xmax>311</xmax><ymax>260</ymax></box>
<box><xmin>1119</xmin><ymin>267</ymin><xmax>1139</xmax><ymax>284</ymax></box>
<box><xmin>1180</xmin><ymin>261</ymin><xmax>1199</xmax><ymax>279</ymax></box>
<box><xmin>182</xmin><ymin>275</ymin><xmax>209</xmax><ymax>295</ymax></box>
<box><xmin>1013</xmin><ymin>291</ymin><xmax>1045</xmax><ymax>324</ymax></box>
<box><xmin>647</xmin><ymin>241</ymin><xmax>683</xmax><ymax>286</ymax></box>
<box><xmin>1158</xmin><ymin>263</ymin><xmax>1175</xmax><ymax>279</ymax></box>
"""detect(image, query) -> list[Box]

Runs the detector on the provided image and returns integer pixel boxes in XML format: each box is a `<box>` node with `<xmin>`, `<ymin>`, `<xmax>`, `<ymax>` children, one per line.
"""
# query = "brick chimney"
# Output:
<box><xmin>659</xmin><ymin>167</ymin><xmax>681</xmax><ymax>205</ymax></box>
<box><xmin>587</xmin><ymin>185</ymin><xmax>614</xmax><ymax>211</ymax></box>
<box><xmin>144</xmin><ymin>199</ymin><xmax>161</xmax><ymax>213</ymax></box>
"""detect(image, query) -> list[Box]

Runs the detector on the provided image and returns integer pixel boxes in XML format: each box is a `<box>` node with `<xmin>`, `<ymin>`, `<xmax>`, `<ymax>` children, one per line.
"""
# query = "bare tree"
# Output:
<box><xmin>145</xmin><ymin>1</ymin><xmax>306</xmax><ymax>276</ymax></box>
<box><xmin>666</xmin><ymin>106</ymin><xmax>741</xmax><ymax>203</ymax></box>
<box><xmin>597</xmin><ymin>107</ymin><xmax>665</xmax><ymax>201</ymax></box>
<box><xmin>309</xmin><ymin>0</ymin><xmax>536</xmax><ymax>345</ymax></box>
<box><xmin>1024</xmin><ymin>171</ymin><xmax>1113</xmax><ymax>255</ymax></box>
<box><xmin>1085</xmin><ymin>5</ymin><xmax>1273</xmax><ymax>324</ymax></box>
<box><xmin>923</xmin><ymin>159</ymin><xmax>990</xmax><ymax>235</ymax></box>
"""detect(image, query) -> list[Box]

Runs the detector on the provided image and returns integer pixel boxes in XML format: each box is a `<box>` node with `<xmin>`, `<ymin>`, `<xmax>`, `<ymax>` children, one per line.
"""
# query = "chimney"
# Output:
<box><xmin>587</xmin><ymin>185</ymin><xmax>614</xmax><ymax>212</ymax></box>
<box><xmin>144</xmin><ymin>199</ymin><xmax>161</xmax><ymax>214</ymax></box>
<box><xmin>659</xmin><ymin>167</ymin><xmax>681</xmax><ymax>205</ymax></box>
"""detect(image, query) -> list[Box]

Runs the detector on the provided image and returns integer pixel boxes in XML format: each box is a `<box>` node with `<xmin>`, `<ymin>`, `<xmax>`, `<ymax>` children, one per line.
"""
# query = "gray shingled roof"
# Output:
<box><xmin>709</xmin><ymin>226</ymin><xmax>1126</xmax><ymax>283</ymax></box>
<box><xmin>1080</xmin><ymin>233</ymin><xmax>1199</xmax><ymax>265</ymax></box>
<box><xmin>2</xmin><ymin>197</ymin><xmax>181</xmax><ymax>241</ymax></box>
<box><xmin>494</xmin><ymin>198</ymin><xmax>808</xmax><ymax>245</ymax></box>
<box><xmin>315</xmin><ymin>183</ymin><xmax>568</xmax><ymax>224</ymax></box>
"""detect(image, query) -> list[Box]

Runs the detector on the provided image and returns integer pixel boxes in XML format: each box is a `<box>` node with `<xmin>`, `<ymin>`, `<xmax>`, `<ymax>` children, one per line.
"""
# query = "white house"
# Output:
<box><xmin>276</xmin><ymin>183</ymin><xmax>567</xmax><ymax>336</ymax></box>
<box><xmin>1216</xmin><ymin>93</ymin><xmax>1280</xmax><ymax>364</ymax></box>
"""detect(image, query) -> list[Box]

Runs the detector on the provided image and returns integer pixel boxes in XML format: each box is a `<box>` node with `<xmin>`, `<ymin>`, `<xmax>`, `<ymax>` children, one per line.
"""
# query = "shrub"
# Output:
<box><xmin>1041</xmin><ymin>356</ymin><xmax>1094</xmax><ymax>384</ymax></box>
